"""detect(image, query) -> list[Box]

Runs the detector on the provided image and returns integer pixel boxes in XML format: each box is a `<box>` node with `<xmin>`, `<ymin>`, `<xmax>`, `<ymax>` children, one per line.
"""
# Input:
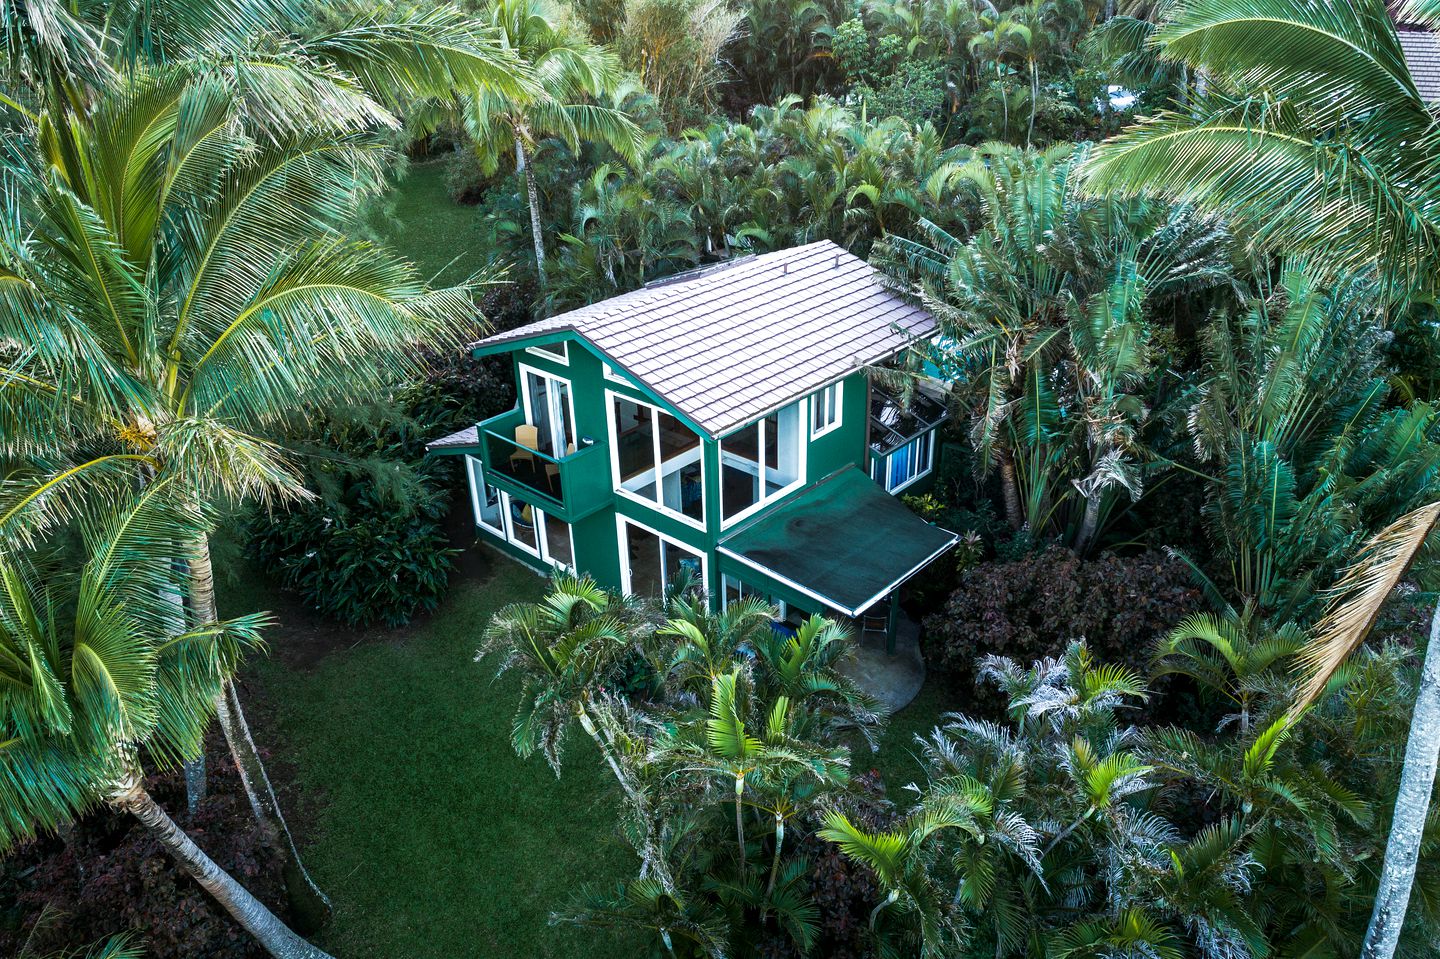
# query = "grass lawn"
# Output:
<box><xmin>366</xmin><ymin>160</ymin><xmax>494</xmax><ymax>290</ymax></box>
<box><xmin>225</xmin><ymin>554</ymin><xmax>640</xmax><ymax>959</ymax></box>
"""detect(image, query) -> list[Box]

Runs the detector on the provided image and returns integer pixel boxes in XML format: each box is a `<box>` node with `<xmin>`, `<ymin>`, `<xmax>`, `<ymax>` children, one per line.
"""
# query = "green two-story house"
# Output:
<box><xmin>428</xmin><ymin>241</ymin><xmax>956</xmax><ymax>640</ymax></box>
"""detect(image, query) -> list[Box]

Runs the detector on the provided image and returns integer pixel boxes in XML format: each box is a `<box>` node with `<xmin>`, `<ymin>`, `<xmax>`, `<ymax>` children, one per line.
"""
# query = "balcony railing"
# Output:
<box><xmin>476</xmin><ymin>408</ymin><xmax>610</xmax><ymax>520</ymax></box>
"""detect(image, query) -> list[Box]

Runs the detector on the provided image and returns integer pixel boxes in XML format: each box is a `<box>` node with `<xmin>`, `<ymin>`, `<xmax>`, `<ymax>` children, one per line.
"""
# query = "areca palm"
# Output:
<box><xmin>1083</xmin><ymin>0</ymin><xmax>1440</xmax><ymax>298</ymax></box>
<box><xmin>465</xmin><ymin>0</ymin><xmax>643</xmax><ymax>290</ymax></box>
<box><xmin>0</xmin><ymin>485</ymin><xmax>334</xmax><ymax>958</ymax></box>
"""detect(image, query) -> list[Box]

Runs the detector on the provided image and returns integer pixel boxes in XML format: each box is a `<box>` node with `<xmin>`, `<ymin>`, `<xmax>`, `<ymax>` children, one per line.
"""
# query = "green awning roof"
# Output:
<box><xmin>718</xmin><ymin>466</ymin><xmax>958</xmax><ymax>617</ymax></box>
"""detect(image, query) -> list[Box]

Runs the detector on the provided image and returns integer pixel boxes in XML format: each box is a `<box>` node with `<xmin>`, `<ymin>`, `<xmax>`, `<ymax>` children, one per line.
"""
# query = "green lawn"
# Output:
<box><xmin>227</xmin><ymin>558</ymin><xmax>639</xmax><ymax>959</ymax></box>
<box><xmin>367</xmin><ymin>161</ymin><xmax>494</xmax><ymax>289</ymax></box>
<box><xmin>226</xmin><ymin>544</ymin><xmax>960</xmax><ymax>957</ymax></box>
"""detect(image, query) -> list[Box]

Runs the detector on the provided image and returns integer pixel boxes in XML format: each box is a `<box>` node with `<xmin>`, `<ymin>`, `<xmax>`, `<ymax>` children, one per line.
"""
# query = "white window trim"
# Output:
<box><xmin>720</xmin><ymin>573</ymin><xmax>786</xmax><ymax>620</ymax></box>
<box><xmin>719</xmin><ymin>401</ymin><xmax>809</xmax><ymax>530</ymax></box>
<box><xmin>605</xmin><ymin>389</ymin><xmax>707</xmax><ymax>531</ymax></box>
<box><xmin>526</xmin><ymin>340</ymin><xmax>569</xmax><ymax>364</ymax></box>
<box><xmin>879</xmin><ymin>430</ymin><xmax>936</xmax><ymax>494</ymax></box>
<box><xmin>617</xmin><ymin>514</ymin><xmax>709</xmax><ymax>598</ymax></box>
<box><xmin>603</xmin><ymin>362</ymin><xmax>631</xmax><ymax>384</ymax></box>
<box><xmin>810</xmin><ymin>381</ymin><xmax>844</xmax><ymax>439</ymax></box>
<box><xmin>467</xmin><ymin>456</ymin><xmax>507</xmax><ymax>537</ymax></box>
<box><xmin>518</xmin><ymin>362</ymin><xmax>578</xmax><ymax>458</ymax></box>
<box><xmin>500</xmin><ymin>491</ymin><xmax>544</xmax><ymax>558</ymax></box>
<box><xmin>540</xmin><ymin>513</ymin><xmax>577</xmax><ymax>572</ymax></box>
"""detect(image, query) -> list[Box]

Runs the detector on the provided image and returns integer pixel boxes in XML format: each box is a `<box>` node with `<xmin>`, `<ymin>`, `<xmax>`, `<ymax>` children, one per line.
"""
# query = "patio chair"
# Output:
<box><xmin>543</xmin><ymin>441</ymin><xmax>576</xmax><ymax>491</ymax></box>
<box><xmin>509</xmin><ymin>424</ymin><xmax>539</xmax><ymax>472</ymax></box>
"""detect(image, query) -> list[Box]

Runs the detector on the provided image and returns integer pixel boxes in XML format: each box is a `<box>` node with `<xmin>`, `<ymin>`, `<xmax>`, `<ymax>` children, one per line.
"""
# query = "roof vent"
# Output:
<box><xmin>644</xmin><ymin>254</ymin><xmax>756</xmax><ymax>289</ymax></box>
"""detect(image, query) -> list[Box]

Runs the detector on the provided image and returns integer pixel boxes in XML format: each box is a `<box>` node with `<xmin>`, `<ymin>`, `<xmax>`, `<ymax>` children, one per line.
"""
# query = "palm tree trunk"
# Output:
<box><xmin>997</xmin><ymin>446</ymin><xmax>1023</xmax><ymax>530</ymax></box>
<box><xmin>184</xmin><ymin>755</ymin><xmax>207</xmax><ymax>815</ymax></box>
<box><xmin>191</xmin><ymin>535</ymin><xmax>333</xmax><ymax>934</ymax></box>
<box><xmin>516</xmin><ymin>137</ymin><xmax>548</xmax><ymax>290</ymax></box>
<box><xmin>765</xmin><ymin>813</ymin><xmax>784</xmax><ymax>899</ymax></box>
<box><xmin>734</xmin><ymin>775</ymin><xmax>747</xmax><ymax>872</ymax></box>
<box><xmin>1074</xmin><ymin>492</ymin><xmax>1101</xmax><ymax>555</ymax></box>
<box><xmin>108</xmin><ymin>769</ymin><xmax>334</xmax><ymax>959</ymax></box>
<box><xmin>1362</xmin><ymin>600</ymin><xmax>1440</xmax><ymax>959</ymax></box>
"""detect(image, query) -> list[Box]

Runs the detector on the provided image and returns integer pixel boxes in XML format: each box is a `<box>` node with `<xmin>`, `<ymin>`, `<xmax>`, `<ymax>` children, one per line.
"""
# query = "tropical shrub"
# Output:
<box><xmin>479</xmin><ymin>577</ymin><xmax>886</xmax><ymax>957</ymax></box>
<box><xmin>923</xmin><ymin>545</ymin><xmax>1201</xmax><ymax>679</ymax></box>
<box><xmin>248</xmin><ymin>474</ymin><xmax>457</xmax><ymax>629</ymax></box>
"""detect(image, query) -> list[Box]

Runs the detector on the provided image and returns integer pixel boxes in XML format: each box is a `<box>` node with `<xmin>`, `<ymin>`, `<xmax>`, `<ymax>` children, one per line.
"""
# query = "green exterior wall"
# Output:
<box><xmin>459</xmin><ymin>333</ymin><xmax>939</xmax><ymax>614</ymax></box>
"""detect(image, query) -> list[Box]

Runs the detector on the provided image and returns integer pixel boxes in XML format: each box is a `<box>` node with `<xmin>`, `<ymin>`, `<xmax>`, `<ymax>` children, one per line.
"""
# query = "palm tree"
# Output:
<box><xmin>0</xmin><ymin>6</ymin><xmax>522</xmax><ymax>922</ymax></box>
<box><xmin>0</xmin><ymin>485</ymin><xmax>333</xmax><ymax>958</ymax></box>
<box><xmin>1287</xmin><ymin>503</ymin><xmax>1440</xmax><ymax>959</ymax></box>
<box><xmin>1082</xmin><ymin>0</ymin><xmax>1440</xmax><ymax>298</ymax></box>
<box><xmin>465</xmin><ymin>0</ymin><xmax>643</xmax><ymax>290</ymax></box>
<box><xmin>879</xmin><ymin>142</ymin><xmax>1232</xmax><ymax>547</ymax></box>
<box><xmin>1153</xmin><ymin>606</ymin><xmax>1303</xmax><ymax>733</ymax></box>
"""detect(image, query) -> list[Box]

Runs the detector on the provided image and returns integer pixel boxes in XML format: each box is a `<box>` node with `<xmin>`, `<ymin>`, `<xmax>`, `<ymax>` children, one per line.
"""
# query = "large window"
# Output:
<box><xmin>521</xmin><ymin>365</ymin><xmax>575</xmax><ymax>457</ymax></box>
<box><xmin>466</xmin><ymin>457</ymin><xmax>573</xmax><ymax>570</ymax></box>
<box><xmin>811</xmin><ymin>382</ymin><xmax>843</xmax><ymax>438</ymax></box>
<box><xmin>619</xmin><ymin>518</ymin><xmax>705</xmax><ymax>597</ymax></box>
<box><xmin>608</xmin><ymin>393</ymin><xmax>705</xmax><ymax>525</ymax></box>
<box><xmin>467</xmin><ymin>456</ymin><xmax>505</xmax><ymax>535</ymax></box>
<box><xmin>872</xmin><ymin>430</ymin><xmax>934</xmax><ymax>493</ymax></box>
<box><xmin>721</xmin><ymin>402</ymin><xmax>803</xmax><ymax>524</ymax></box>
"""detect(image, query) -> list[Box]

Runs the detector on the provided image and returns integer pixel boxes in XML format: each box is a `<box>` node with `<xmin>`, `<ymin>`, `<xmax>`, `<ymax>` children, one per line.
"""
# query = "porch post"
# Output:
<box><xmin>886</xmin><ymin>589</ymin><xmax>900</xmax><ymax>656</ymax></box>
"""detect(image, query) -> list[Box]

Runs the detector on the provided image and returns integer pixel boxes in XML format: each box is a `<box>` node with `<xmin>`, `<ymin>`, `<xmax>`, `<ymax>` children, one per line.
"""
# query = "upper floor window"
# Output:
<box><xmin>872</xmin><ymin>430</ymin><xmax>934</xmax><ymax>493</ymax></box>
<box><xmin>811</xmin><ymin>382</ymin><xmax>843</xmax><ymax>438</ymax></box>
<box><xmin>608</xmin><ymin>393</ymin><xmax>705</xmax><ymax>527</ymax></box>
<box><xmin>527</xmin><ymin>340</ymin><xmax>568</xmax><ymax>364</ymax></box>
<box><xmin>721</xmin><ymin>402</ymin><xmax>804</xmax><ymax>525</ymax></box>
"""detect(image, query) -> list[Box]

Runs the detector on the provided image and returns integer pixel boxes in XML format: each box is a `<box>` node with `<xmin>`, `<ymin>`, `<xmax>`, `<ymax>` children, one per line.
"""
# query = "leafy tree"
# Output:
<box><xmin>881</xmin><ymin>141</ymin><xmax>1233</xmax><ymax>551</ymax></box>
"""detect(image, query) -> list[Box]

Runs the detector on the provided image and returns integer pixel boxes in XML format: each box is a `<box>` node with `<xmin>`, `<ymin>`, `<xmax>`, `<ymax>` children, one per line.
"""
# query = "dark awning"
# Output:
<box><xmin>718</xmin><ymin>466</ymin><xmax>958</xmax><ymax>617</ymax></box>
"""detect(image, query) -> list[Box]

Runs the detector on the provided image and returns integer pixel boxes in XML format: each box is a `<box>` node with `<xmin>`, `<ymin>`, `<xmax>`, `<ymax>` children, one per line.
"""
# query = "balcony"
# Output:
<box><xmin>476</xmin><ymin>408</ymin><xmax>610</xmax><ymax>521</ymax></box>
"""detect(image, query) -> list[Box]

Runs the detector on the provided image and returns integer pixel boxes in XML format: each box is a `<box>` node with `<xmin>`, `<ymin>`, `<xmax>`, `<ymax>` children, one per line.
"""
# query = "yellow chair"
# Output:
<box><xmin>510</xmin><ymin>424</ymin><xmax>539</xmax><ymax>472</ymax></box>
<box><xmin>544</xmin><ymin>442</ymin><xmax>576</xmax><ymax>491</ymax></box>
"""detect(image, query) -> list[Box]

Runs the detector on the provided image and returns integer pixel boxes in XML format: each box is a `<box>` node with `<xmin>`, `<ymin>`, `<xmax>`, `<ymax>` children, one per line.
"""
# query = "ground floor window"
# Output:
<box><xmin>720</xmin><ymin>573</ymin><xmax>789</xmax><ymax>622</ymax></box>
<box><xmin>467</xmin><ymin>457</ymin><xmax>574</xmax><ymax>571</ymax></box>
<box><xmin>620</xmin><ymin>518</ymin><xmax>704</xmax><ymax>598</ymax></box>
<box><xmin>871</xmin><ymin>430</ymin><xmax>935</xmax><ymax>493</ymax></box>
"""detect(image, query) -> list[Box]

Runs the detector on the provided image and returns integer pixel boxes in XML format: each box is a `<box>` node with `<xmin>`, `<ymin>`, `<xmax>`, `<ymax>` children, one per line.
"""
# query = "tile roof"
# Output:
<box><xmin>471</xmin><ymin>241</ymin><xmax>935</xmax><ymax>436</ymax></box>
<box><xmin>425</xmin><ymin>424</ymin><xmax>479</xmax><ymax>452</ymax></box>
<box><xmin>1400</xmin><ymin>28</ymin><xmax>1440</xmax><ymax>102</ymax></box>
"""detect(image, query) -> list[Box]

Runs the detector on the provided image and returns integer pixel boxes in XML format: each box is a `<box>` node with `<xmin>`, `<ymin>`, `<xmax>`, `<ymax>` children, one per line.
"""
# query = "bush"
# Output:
<box><xmin>923</xmin><ymin>545</ymin><xmax>1201</xmax><ymax>680</ymax></box>
<box><xmin>248</xmin><ymin>474</ymin><xmax>456</xmax><ymax>629</ymax></box>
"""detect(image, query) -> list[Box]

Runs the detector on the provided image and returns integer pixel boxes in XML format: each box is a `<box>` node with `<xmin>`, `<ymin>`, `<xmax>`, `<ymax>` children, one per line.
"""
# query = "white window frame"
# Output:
<box><xmin>810</xmin><ymin>381</ymin><xmax>844</xmax><ymax>439</ymax></box>
<box><xmin>617</xmin><ymin>514</ymin><xmax>709</xmax><ymax>597</ymax></box>
<box><xmin>500</xmin><ymin>491</ymin><xmax>544</xmax><ymax>558</ymax></box>
<box><xmin>603</xmin><ymin>362</ymin><xmax>631</xmax><ymax>384</ymax></box>
<box><xmin>721</xmin><ymin>573</ymin><xmax>786</xmax><ymax>620</ymax></box>
<box><xmin>874</xmin><ymin>430</ymin><xmax>936</xmax><ymax>494</ymax></box>
<box><xmin>605</xmin><ymin>389</ymin><xmax>707</xmax><ymax>531</ymax></box>
<box><xmin>518</xmin><ymin>362</ymin><xmax>578</xmax><ymax>457</ymax></box>
<box><xmin>719</xmin><ymin>401</ymin><xmax>809</xmax><ymax>530</ymax></box>
<box><xmin>526</xmin><ymin>340</ymin><xmax>569</xmax><ymax>364</ymax></box>
<box><xmin>539</xmin><ymin>512</ymin><xmax>577</xmax><ymax>572</ymax></box>
<box><xmin>466</xmin><ymin>456</ymin><xmax>507</xmax><ymax>537</ymax></box>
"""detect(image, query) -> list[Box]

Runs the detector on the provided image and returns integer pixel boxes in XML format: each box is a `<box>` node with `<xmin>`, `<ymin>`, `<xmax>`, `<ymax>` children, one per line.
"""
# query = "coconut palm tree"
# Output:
<box><xmin>0</xmin><ymin>16</ymin><xmax>518</xmax><ymax>920</ymax></box>
<box><xmin>465</xmin><ymin>0</ymin><xmax>643</xmax><ymax>290</ymax></box>
<box><xmin>1082</xmin><ymin>0</ymin><xmax>1440</xmax><ymax>299</ymax></box>
<box><xmin>0</xmin><ymin>484</ymin><xmax>333</xmax><ymax>959</ymax></box>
